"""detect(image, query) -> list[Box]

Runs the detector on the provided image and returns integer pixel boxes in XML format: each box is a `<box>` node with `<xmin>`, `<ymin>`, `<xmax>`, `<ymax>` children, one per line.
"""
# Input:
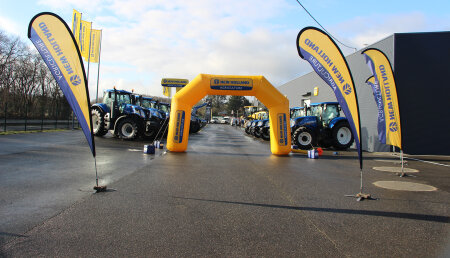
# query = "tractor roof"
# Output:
<box><xmin>105</xmin><ymin>89</ymin><xmax>132</xmax><ymax>94</ymax></box>
<box><xmin>290</xmin><ymin>107</ymin><xmax>304</xmax><ymax>110</ymax></box>
<box><xmin>310</xmin><ymin>102</ymin><xmax>339</xmax><ymax>106</ymax></box>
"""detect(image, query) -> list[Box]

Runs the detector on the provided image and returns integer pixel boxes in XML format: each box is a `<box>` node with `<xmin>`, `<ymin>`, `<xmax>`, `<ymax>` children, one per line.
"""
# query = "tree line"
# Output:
<box><xmin>0</xmin><ymin>30</ymin><xmax>72</xmax><ymax>120</ymax></box>
<box><xmin>195</xmin><ymin>95</ymin><xmax>252</xmax><ymax>118</ymax></box>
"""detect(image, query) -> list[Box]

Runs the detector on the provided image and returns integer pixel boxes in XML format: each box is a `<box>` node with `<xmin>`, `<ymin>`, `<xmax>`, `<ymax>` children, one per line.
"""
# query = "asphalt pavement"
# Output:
<box><xmin>1</xmin><ymin>125</ymin><xmax>449</xmax><ymax>257</ymax></box>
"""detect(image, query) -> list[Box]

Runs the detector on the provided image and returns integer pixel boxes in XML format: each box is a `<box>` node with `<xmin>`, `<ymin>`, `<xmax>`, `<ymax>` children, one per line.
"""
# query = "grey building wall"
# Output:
<box><xmin>278</xmin><ymin>36</ymin><xmax>394</xmax><ymax>153</ymax></box>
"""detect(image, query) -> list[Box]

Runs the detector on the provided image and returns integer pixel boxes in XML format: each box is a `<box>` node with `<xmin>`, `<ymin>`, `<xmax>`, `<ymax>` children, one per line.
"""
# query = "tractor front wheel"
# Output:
<box><xmin>332</xmin><ymin>122</ymin><xmax>354</xmax><ymax>150</ymax></box>
<box><xmin>293</xmin><ymin>127</ymin><xmax>316</xmax><ymax>150</ymax></box>
<box><xmin>261</xmin><ymin>128</ymin><xmax>270</xmax><ymax>141</ymax></box>
<box><xmin>143</xmin><ymin>123</ymin><xmax>159</xmax><ymax>140</ymax></box>
<box><xmin>117</xmin><ymin>118</ymin><xmax>140</xmax><ymax>140</ymax></box>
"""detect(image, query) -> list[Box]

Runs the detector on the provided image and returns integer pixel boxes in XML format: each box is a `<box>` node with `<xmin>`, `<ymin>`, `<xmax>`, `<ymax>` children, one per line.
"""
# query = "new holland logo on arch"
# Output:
<box><xmin>342</xmin><ymin>83</ymin><xmax>352</xmax><ymax>95</ymax></box>
<box><xmin>70</xmin><ymin>75</ymin><xmax>81</xmax><ymax>86</ymax></box>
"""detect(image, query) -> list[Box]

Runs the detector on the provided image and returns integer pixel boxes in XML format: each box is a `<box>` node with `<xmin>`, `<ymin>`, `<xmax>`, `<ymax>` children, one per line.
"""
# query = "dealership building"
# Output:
<box><xmin>277</xmin><ymin>31</ymin><xmax>450</xmax><ymax>155</ymax></box>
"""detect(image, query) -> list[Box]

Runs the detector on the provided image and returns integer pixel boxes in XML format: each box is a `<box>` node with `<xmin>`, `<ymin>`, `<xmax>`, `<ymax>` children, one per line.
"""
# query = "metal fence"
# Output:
<box><xmin>0</xmin><ymin>102</ymin><xmax>80</xmax><ymax>132</ymax></box>
<box><xmin>0</xmin><ymin>92</ymin><xmax>82</xmax><ymax>132</ymax></box>
<box><xmin>0</xmin><ymin>118</ymin><xmax>80</xmax><ymax>132</ymax></box>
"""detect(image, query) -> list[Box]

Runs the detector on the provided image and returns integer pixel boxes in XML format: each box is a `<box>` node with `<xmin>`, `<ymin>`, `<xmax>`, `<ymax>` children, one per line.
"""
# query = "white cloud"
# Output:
<box><xmin>0</xmin><ymin>16</ymin><xmax>20</xmax><ymax>36</ymax></box>
<box><xmin>76</xmin><ymin>0</ymin><xmax>305</xmax><ymax>98</ymax></box>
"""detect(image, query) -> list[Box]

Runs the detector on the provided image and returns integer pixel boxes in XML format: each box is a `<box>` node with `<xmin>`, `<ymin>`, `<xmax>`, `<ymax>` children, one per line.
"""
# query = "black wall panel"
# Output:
<box><xmin>394</xmin><ymin>32</ymin><xmax>450</xmax><ymax>155</ymax></box>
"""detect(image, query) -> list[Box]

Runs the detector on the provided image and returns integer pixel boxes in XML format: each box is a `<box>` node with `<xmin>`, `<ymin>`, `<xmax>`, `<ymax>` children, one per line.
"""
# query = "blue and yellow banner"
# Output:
<box><xmin>28</xmin><ymin>12</ymin><xmax>95</xmax><ymax>157</ymax></box>
<box><xmin>80</xmin><ymin>20</ymin><xmax>91</xmax><ymax>61</ymax></box>
<box><xmin>163</xmin><ymin>86</ymin><xmax>171</xmax><ymax>97</ymax></box>
<box><xmin>72</xmin><ymin>9</ymin><xmax>81</xmax><ymax>51</ymax></box>
<box><xmin>297</xmin><ymin>27</ymin><xmax>362</xmax><ymax>168</ymax></box>
<box><xmin>161</xmin><ymin>78</ymin><xmax>189</xmax><ymax>87</ymax></box>
<box><xmin>365</xmin><ymin>76</ymin><xmax>386</xmax><ymax>144</ymax></box>
<box><xmin>89</xmin><ymin>29</ymin><xmax>101</xmax><ymax>63</ymax></box>
<box><xmin>362</xmin><ymin>48</ymin><xmax>402</xmax><ymax>149</ymax></box>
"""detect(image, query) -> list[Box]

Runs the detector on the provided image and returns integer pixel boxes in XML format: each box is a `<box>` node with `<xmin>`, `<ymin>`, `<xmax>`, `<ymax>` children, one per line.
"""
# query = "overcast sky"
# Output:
<box><xmin>1</xmin><ymin>0</ymin><xmax>449</xmax><ymax>98</ymax></box>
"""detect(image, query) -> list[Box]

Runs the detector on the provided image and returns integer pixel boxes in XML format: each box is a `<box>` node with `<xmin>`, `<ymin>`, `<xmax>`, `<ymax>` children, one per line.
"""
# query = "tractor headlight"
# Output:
<box><xmin>290</xmin><ymin>119</ymin><xmax>295</xmax><ymax>127</ymax></box>
<box><xmin>257</xmin><ymin>121</ymin><xmax>263</xmax><ymax>126</ymax></box>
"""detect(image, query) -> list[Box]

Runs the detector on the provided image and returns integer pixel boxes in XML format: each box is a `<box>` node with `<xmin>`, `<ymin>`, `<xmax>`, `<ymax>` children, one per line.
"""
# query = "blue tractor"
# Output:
<box><xmin>132</xmin><ymin>95</ymin><xmax>165</xmax><ymax>139</ymax></box>
<box><xmin>91</xmin><ymin>89</ymin><xmax>153</xmax><ymax>140</ymax></box>
<box><xmin>290</xmin><ymin>102</ymin><xmax>354</xmax><ymax>150</ymax></box>
<box><xmin>190</xmin><ymin>102</ymin><xmax>209</xmax><ymax>133</ymax></box>
<box><xmin>252</xmin><ymin>111</ymin><xmax>269</xmax><ymax>140</ymax></box>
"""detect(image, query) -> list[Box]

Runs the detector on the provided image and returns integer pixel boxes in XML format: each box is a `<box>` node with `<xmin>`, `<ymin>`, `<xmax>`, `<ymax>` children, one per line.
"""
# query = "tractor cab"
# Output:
<box><xmin>157</xmin><ymin>102</ymin><xmax>171</xmax><ymax>119</ymax></box>
<box><xmin>290</xmin><ymin>107</ymin><xmax>308</xmax><ymax>119</ymax></box>
<box><xmin>310</xmin><ymin>102</ymin><xmax>341</xmax><ymax>128</ymax></box>
<box><xmin>244</xmin><ymin>106</ymin><xmax>258</xmax><ymax>119</ymax></box>
<box><xmin>104</xmin><ymin>89</ymin><xmax>133</xmax><ymax>118</ymax></box>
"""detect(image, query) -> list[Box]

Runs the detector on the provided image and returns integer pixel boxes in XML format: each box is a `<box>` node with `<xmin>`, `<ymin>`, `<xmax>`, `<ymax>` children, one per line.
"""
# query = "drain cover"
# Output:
<box><xmin>373</xmin><ymin>181</ymin><xmax>437</xmax><ymax>191</ymax></box>
<box><xmin>373</xmin><ymin>166</ymin><xmax>419</xmax><ymax>173</ymax></box>
<box><xmin>374</xmin><ymin>159</ymin><xmax>407</xmax><ymax>164</ymax></box>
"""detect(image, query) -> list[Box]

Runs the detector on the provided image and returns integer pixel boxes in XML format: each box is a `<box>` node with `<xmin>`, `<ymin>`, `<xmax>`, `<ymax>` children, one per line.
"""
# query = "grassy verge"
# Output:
<box><xmin>0</xmin><ymin>128</ymin><xmax>73</xmax><ymax>135</ymax></box>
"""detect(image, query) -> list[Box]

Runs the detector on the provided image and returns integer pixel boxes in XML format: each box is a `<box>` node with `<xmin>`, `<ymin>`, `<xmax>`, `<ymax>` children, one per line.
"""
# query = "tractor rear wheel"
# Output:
<box><xmin>117</xmin><ymin>118</ymin><xmax>139</xmax><ymax>140</ymax></box>
<box><xmin>332</xmin><ymin>122</ymin><xmax>354</xmax><ymax>150</ymax></box>
<box><xmin>91</xmin><ymin>109</ymin><xmax>108</xmax><ymax>136</ymax></box>
<box><xmin>254</xmin><ymin>127</ymin><xmax>262</xmax><ymax>138</ymax></box>
<box><xmin>293</xmin><ymin>127</ymin><xmax>316</xmax><ymax>150</ymax></box>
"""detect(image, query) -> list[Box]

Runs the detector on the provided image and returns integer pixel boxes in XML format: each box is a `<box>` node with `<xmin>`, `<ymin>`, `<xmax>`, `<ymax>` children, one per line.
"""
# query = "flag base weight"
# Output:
<box><xmin>345</xmin><ymin>192</ymin><xmax>376</xmax><ymax>202</ymax></box>
<box><xmin>94</xmin><ymin>185</ymin><xmax>107</xmax><ymax>192</ymax></box>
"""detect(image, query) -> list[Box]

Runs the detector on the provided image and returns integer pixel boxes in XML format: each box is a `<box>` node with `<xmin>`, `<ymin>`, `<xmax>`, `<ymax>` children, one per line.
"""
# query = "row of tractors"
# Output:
<box><xmin>90</xmin><ymin>88</ymin><xmax>206</xmax><ymax>140</ymax></box>
<box><xmin>243</xmin><ymin>102</ymin><xmax>354</xmax><ymax>150</ymax></box>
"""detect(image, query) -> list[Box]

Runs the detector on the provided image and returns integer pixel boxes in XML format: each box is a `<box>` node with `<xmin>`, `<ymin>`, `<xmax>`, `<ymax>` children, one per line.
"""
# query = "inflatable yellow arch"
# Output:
<box><xmin>167</xmin><ymin>74</ymin><xmax>291</xmax><ymax>155</ymax></box>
